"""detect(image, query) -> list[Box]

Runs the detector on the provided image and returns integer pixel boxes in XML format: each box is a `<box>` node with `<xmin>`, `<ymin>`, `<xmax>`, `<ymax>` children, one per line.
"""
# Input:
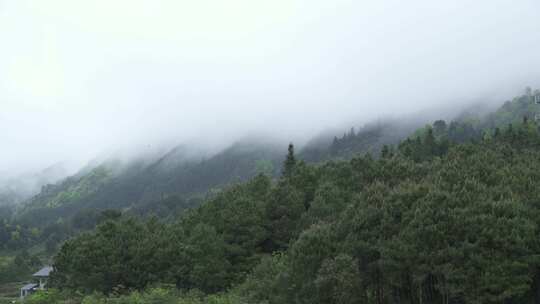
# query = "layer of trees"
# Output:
<box><xmin>17</xmin><ymin>141</ymin><xmax>284</xmax><ymax>229</ymax></box>
<box><xmin>16</xmin><ymin>89</ymin><xmax>540</xmax><ymax>303</ymax></box>
<box><xmin>9</xmin><ymin>90</ymin><xmax>540</xmax><ymax>252</ymax></box>
<box><xmin>301</xmin><ymin>119</ymin><xmax>424</xmax><ymax>162</ymax></box>
<box><xmin>48</xmin><ymin>112</ymin><xmax>540</xmax><ymax>303</ymax></box>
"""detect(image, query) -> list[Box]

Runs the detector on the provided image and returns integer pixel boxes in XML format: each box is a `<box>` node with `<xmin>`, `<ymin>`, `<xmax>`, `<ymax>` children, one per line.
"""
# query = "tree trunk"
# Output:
<box><xmin>534</xmin><ymin>270</ymin><xmax>540</xmax><ymax>304</ymax></box>
<box><xmin>376</xmin><ymin>269</ymin><xmax>385</xmax><ymax>304</ymax></box>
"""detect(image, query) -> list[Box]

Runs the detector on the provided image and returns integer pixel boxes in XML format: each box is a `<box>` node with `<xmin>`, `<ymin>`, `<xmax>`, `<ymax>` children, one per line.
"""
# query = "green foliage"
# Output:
<box><xmin>18</xmin><ymin>142</ymin><xmax>284</xmax><ymax>231</ymax></box>
<box><xmin>52</xmin><ymin>124</ymin><xmax>540</xmax><ymax>303</ymax></box>
<box><xmin>0</xmin><ymin>216</ymin><xmax>41</xmax><ymax>251</ymax></box>
<box><xmin>314</xmin><ymin>254</ymin><xmax>364</xmax><ymax>304</ymax></box>
<box><xmin>265</xmin><ymin>181</ymin><xmax>305</xmax><ymax>251</ymax></box>
<box><xmin>287</xmin><ymin>223</ymin><xmax>336</xmax><ymax>303</ymax></box>
<box><xmin>0</xmin><ymin>250</ymin><xmax>41</xmax><ymax>283</ymax></box>
<box><xmin>282</xmin><ymin>143</ymin><xmax>297</xmax><ymax>178</ymax></box>
<box><xmin>14</xmin><ymin>89</ymin><xmax>540</xmax><ymax>304</ymax></box>
<box><xmin>25</xmin><ymin>288</ymin><xmax>242</xmax><ymax>304</ymax></box>
<box><xmin>25</xmin><ymin>289</ymin><xmax>65</xmax><ymax>304</ymax></box>
<box><xmin>236</xmin><ymin>253</ymin><xmax>290</xmax><ymax>304</ymax></box>
<box><xmin>239</xmin><ymin>120</ymin><xmax>540</xmax><ymax>303</ymax></box>
<box><xmin>398</xmin><ymin>125</ymin><xmax>450</xmax><ymax>162</ymax></box>
<box><xmin>254</xmin><ymin>160</ymin><xmax>274</xmax><ymax>176</ymax></box>
<box><xmin>45</xmin><ymin>167</ymin><xmax>110</xmax><ymax>209</ymax></box>
<box><xmin>182</xmin><ymin>224</ymin><xmax>231</xmax><ymax>293</ymax></box>
<box><xmin>310</xmin><ymin>120</ymin><xmax>423</xmax><ymax>161</ymax></box>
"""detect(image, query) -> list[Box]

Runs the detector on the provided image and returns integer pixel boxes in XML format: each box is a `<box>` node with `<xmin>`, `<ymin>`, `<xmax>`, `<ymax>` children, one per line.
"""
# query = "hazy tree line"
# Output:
<box><xmin>16</xmin><ymin>142</ymin><xmax>283</xmax><ymax>228</ymax></box>
<box><xmin>14</xmin><ymin>90</ymin><xmax>540</xmax><ymax>303</ymax></box>
<box><xmin>4</xmin><ymin>92</ymin><xmax>534</xmax><ymax>254</ymax></box>
<box><xmin>326</xmin><ymin>92</ymin><xmax>538</xmax><ymax>163</ymax></box>
<box><xmin>40</xmin><ymin>113</ymin><xmax>540</xmax><ymax>303</ymax></box>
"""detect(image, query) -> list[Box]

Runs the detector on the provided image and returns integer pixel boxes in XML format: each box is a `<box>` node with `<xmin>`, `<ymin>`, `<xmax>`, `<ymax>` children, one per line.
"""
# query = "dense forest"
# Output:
<box><xmin>17</xmin><ymin>140</ymin><xmax>285</xmax><ymax>228</ymax></box>
<box><xmin>44</xmin><ymin>117</ymin><xmax>540</xmax><ymax>303</ymax></box>
<box><xmin>3</xmin><ymin>90</ymin><xmax>540</xmax><ymax>303</ymax></box>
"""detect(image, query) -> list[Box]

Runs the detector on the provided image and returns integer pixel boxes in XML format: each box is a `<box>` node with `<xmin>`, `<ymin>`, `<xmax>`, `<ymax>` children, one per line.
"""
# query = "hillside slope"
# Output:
<box><xmin>16</xmin><ymin>140</ymin><xmax>284</xmax><ymax>227</ymax></box>
<box><xmin>48</xmin><ymin>88</ymin><xmax>540</xmax><ymax>304</ymax></box>
<box><xmin>6</xmin><ymin>89</ymin><xmax>540</xmax><ymax>254</ymax></box>
<box><xmin>0</xmin><ymin>163</ymin><xmax>70</xmax><ymax>206</ymax></box>
<box><xmin>303</xmin><ymin>90</ymin><xmax>540</xmax><ymax>162</ymax></box>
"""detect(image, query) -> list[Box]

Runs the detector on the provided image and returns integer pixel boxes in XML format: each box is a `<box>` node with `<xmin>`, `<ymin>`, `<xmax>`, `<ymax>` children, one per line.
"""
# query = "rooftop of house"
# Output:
<box><xmin>33</xmin><ymin>266</ymin><xmax>53</xmax><ymax>277</ymax></box>
<box><xmin>21</xmin><ymin>283</ymin><xmax>38</xmax><ymax>291</ymax></box>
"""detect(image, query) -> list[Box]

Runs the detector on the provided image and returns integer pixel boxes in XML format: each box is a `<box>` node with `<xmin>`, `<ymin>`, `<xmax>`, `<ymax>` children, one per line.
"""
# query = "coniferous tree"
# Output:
<box><xmin>433</xmin><ymin>120</ymin><xmax>447</xmax><ymax>137</ymax></box>
<box><xmin>349</xmin><ymin>127</ymin><xmax>356</xmax><ymax>138</ymax></box>
<box><xmin>424</xmin><ymin>127</ymin><xmax>435</xmax><ymax>151</ymax></box>
<box><xmin>42</xmin><ymin>91</ymin><xmax>540</xmax><ymax>304</ymax></box>
<box><xmin>494</xmin><ymin>127</ymin><xmax>501</xmax><ymax>138</ymax></box>
<box><xmin>332</xmin><ymin>136</ymin><xmax>339</xmax><ymax>147</ymax></box>
<box><xmin>283</xmin><ymin>143</ymin><xmax>297</xmax><ymax>178</ymax></box>
<box><xmin>381</xmin><ymin>145</ymin><xmax>390</xmax><ymax>158</ymax></box>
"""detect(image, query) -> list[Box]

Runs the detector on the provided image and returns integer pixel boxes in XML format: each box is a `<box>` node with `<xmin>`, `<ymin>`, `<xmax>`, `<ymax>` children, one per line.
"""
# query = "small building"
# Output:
<box><xmin>20</xmin><ymin>283</ymin><xmax>38</xmax><ymax>299</ymax></box>
<box><xmin>535</xmin><ymin>94</ymin><xmax>540</xmax><ymax>104</ymax></box>
<box><xmin>33</xmin><ymin>266</ymin><xmax>53</xmax><ymax>289</ymax></box>
<box><xmin>20</xmin><ymin>266</ymin><xmax>53</xmax><ymax>299</ymax></box>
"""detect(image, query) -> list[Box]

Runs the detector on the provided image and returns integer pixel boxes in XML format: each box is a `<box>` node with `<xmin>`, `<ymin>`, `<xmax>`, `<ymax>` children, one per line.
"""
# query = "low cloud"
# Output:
<box><xmin>0</xmin><ymin>0</ymin><xmax>539</xmax><ymax>175</ymax></box>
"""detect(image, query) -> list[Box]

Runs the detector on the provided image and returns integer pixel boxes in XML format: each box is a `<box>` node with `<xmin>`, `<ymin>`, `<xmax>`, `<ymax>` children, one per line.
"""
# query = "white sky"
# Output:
<box><xmin>1</xmin><ymin>0</ymin><xmax>540</xmax><ymax>175</ymax></box>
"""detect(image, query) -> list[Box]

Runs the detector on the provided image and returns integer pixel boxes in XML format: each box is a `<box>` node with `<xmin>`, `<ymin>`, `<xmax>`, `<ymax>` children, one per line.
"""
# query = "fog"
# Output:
<box><xmin>1</xmin><ymin>0</ymin><xmax>540</xmax><ymax>177</ymax></box>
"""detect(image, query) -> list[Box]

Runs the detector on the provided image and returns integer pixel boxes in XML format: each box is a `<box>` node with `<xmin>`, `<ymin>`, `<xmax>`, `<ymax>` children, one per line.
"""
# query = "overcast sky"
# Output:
<box><xmin>1</xmin><ymin>0</ymin><xmax>540</xmax><ymax>175</ymax></box>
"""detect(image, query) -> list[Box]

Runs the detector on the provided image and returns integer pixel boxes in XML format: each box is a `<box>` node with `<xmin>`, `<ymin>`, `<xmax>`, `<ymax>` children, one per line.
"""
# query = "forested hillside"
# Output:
<box><xmin>299</xmin><ymin>102</ymin><xmax>497</xmax><ymax>162</ymax></box>
<box><xmin>0</xmin><ymin>163</ymin><xmax>69</xmax><ymax>207</ymax></box>
<box><xmin>3</xmin><ymin>90</ymin><xmax>540</xmax><ymax>304</ymax></box>
<box><xmin>15</xmin><ymin>91</ymin><xmax>535</xmax><ymax>231</ymax></box>
<box><xmin>8</xmin><ymin>90</ymin><xmax>540</xmax><ymax>304</ymax></box>
<box><xmin>300</xmin><ymin>119</ymin><xmax>424</xmax><ymax>162</ymax></box>
<box><xmin>0</xmin><ymin>141</ymin><xmax>284</xmax><ymax>292</ymax></box>
<box><xmin>3</xmin><ymin>0</ymin><xmax>540</xmax><ymax>302</ymax></box>
<box><xmin>15</xmin><ymin>140</ymin><xmax>283</xmax><ymax>227</ymax></box>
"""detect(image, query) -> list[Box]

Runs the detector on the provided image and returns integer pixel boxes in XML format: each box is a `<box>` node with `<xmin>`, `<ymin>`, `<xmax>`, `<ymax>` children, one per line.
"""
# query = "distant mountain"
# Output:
<box><xmin>300</xmin><ymin>119</ymin><xmax>425</xmax><ymax>162</ymax></box>
<box><xmin>44</xmin><ymin>89</ymin><xmax>540</xmax><ymax>304</ymax></box>
<box><xmin>301</xmin><ymin>91</ymin><xmax>540</xmax><ymax>161</ymax></box>
<box><xmin>0</xmin><ymin>162</ymin><xmax>70</xmax><ymax>206</ymax></box>
<box><xmin>16</xmin><ymin>139</ymin><xmax>285</xmax><ymax>226</ymax></box>
<box><xmin>14</xmin><ymin>88</ymin><xmax>540</xmax><ymax>228</ymax></box>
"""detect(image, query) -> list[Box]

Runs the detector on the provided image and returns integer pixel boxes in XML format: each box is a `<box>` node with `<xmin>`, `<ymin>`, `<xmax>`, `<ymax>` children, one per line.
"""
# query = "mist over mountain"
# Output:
<box><xmin>3</xmin><ymin>1</ymin><xmax>540</xmax><ymax>303</ymax></box>
<box><xmin>0</xmin><ymin>162</ymin><xmax>70</xmax><ymax>206</ymax></box>
<box><xmin>9</xmin><ymin>92</ymin><xmax>527</xmax><ymax>228</ymax></box>
<box><xmin>3</xmin><ymin>88</ymin><xmax>540</xmax><ymax>303</ymax></box>
<box><xmin>1</xmin><ymin>0</ymin><xmax>540</xmax><ymax>178</ymax></box>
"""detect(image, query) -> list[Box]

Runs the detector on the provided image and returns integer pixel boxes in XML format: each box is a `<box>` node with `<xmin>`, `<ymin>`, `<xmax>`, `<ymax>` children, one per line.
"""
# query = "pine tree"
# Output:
<box><xmin>494</xmin><ymin>127</ymin><xmax>501</xmax><ymax>138</ymax></box>
<box><xmin>381</xmin><ymin>145</ymin><xmax>390</xmax><ymax>158</ymax></box>
<box><xmin>283</xmin><ymin>143</ymin><xmax>297</xmax><ymax>178</ymax></box>
<box><xmin>506</xmin><ymin>123</ymin><xmax>515</xmax><ymax>141</ymax></box>
<box><xmin>433</xmin><ymin>120</ymin><xmax>447</xmax><ymax>137</ymax></box>
<box><xmin>424</xmin><ymin>127</ymin><xmax>436</xmax><ymax>157</ymax></box>
<box><xmin>349</xmin><ymin>127</ymin><xmax>356</xmax><ymax>138</ymax></box>
<box><xmin>332</xmin><ymin>136</ymin><xmax>339</xmax><ymax>146</ymax></box>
